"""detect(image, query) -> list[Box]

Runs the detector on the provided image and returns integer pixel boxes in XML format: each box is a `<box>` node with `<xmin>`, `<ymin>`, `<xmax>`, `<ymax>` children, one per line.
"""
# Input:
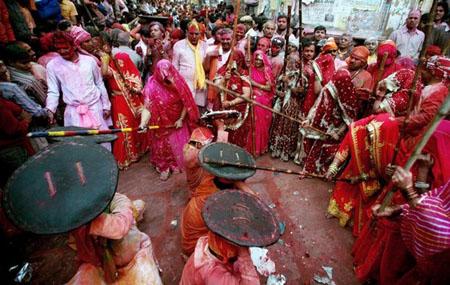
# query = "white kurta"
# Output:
<box><xmin>46</xmin><ymin>54</ymin><xmax>112</xmax><ymax>130</ymax></box>
<box><xmin>172</xmin><ymin>39</ymin><xmax>208</xmax><ymax>107</ymax></box>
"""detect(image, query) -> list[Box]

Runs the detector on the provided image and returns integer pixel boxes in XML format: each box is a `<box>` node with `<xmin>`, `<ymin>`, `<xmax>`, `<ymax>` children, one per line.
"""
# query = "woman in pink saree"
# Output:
<box><xmin>247</xmin><ymin>50</ymin><xmax>275</xmax><ymax>156</ymax></box>
<box><xmin>142</xmin><ymin>60</ymin><xmax>200</xmax><ymax>180</ymax></box>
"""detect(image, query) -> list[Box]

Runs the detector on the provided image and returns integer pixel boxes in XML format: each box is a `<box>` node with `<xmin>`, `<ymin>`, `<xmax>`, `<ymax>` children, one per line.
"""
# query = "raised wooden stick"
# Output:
<box><xmin>206</xmin><ymin>79</ymin><xmax>328</xmax><ymax>136</ymax></box>
<box><xmin>379</xmin><ymin>92</ymin><xmax>450</xmax><ymax>211</ymax></box>
<box><xmin>27</xmin><ymin>126</ymin><xmax>162</xmax><ymax>138</ymax></box>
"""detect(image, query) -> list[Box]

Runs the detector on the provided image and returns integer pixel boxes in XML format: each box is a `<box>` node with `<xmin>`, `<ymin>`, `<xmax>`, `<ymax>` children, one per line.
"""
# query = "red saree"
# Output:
<box><xmin>328</xmin><ymin>114</ymin><xmax>400</xmax><ymax>236</ymax></box>
<box><xmin>107</xmin><ymin>52</ymin><xmax>147</xmax><ymax>169</ymax></box>
<box><xmin>143</xmin><ymin>60</ymin><xmax>199</xmax><ymax>173</ymax></box>
<box><xmin>298</xmin><ymin>69</ymin><xmax>360</xmax><ymax>175</ymax></box>
<box><xmin>214</xmin><ymin>50</ymin><xmax>252</xmax><ymax>150</ymax></box>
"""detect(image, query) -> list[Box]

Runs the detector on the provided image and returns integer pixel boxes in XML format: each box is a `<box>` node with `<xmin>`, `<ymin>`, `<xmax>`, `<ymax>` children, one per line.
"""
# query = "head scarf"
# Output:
<box><xmin>313</xmin><ymin>53</ymin><xmax>336</xmax><ymax>85</ymax></box>
<box><xmin>70</xmin><ymin>26</ymin><xmax>92</xmax><ymax>47</ymax></box>
<box><xmin>257</xmin><ymin>37</ymin><xmax>271</xmax><ymax>53</ymax></box>
<box><xmin>144</xmin><ymin>59</ymin><xmax>200</xmax><ymax>124</ymax></box>
<box><xmin>251</xmin><ymin>50</ymin><xmax>275</xmax><ymax>89</ymax></box>
<box><xmin>396</xmin><ymin>57</ymin><xmax>416</xmax><ymax>70</ymax></box>
<box><xmin>426</xmin><ymin>55</ymin><xmax>450</xmax><ymax>83</ymax></box>
<box><xmin>190</xmin><ymin>127</ymin><xmax>214</xmax><ymax>145</ymax></box>
<box><xmin>377</xmin><ymin>41</ymin><xmax>397</xmax><ymax>66</ymax></box>
<box><xmin>378</xmin><ymin>69</ymin><xmax>423</xmax><ymax>116</ymax></box>
<box><xmin>208</xmin><ymin>231</ymin><xmax>239</xmax><ymax>263</ymax></box>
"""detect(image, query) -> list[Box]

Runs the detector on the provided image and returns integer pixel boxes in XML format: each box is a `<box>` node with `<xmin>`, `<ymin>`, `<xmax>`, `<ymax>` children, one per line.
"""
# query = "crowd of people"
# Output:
<box><xmin>1</xmin><ymin>0</ymin><xmax>450</xmax><ymax>284</ymax></box>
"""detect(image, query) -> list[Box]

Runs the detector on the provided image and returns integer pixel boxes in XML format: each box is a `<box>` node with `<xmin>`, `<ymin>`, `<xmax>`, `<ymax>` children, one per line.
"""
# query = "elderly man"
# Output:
<box><xmin>172</xmin><ymin>20</ymin><xmax>208</xmax><ymax>108</ymax></box>
<box><xmin>389</xmin><ymin>9</ymin><xmax>425</xmax><ymax>60</ymax></box>
<box><xmin>261</xmin><ymin>20</ymin><xmax>276</xmax><ymax>40</ymax></box>
<box><xmin>112</xmin><ymin>31</ymin><xmax>143</xmax><ymax>73</ymax></box>
<box><xmin>45</xmin><ymin>32</ymin><xmax>111</xmax><ymax>145</ymax></box>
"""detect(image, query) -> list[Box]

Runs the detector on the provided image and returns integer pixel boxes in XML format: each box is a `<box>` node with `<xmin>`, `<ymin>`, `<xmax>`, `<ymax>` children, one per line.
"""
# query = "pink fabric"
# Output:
<box><xmin>70</xmin><ymin>26</ymin><xmax>92</xmax><ymax>46</ymax></box>
<box><xmin>76</xmin><ymin>104</ymin><xmax>101</xmax><ymax>129</ymax></box>
<box><xmin>401</xmin><ymin>180</ymin><xmax>450</xmax><ymax>263</ymax></box>
<box><xmin>37</xmin><ymin>52</ymin><xmax>60</xmax><ymax>67</ymax></box>
<box><xmin>423</xmin><ymin>120</ymin><xmax>450</xmax><ymax>188</ymax></box>
<box><xmin>143</xmin><ymin>60</ymin><xmax>199</xmax><ymax>172</ymax></box>
<box><xmin>248</xmin><ymin>51</ymin><xmax>275</xmax><ymax>156</ymax></box>
<box><xmin>180</xmin><ymin>236</ymin><xmax>260</xmax><ymax>285</ymax></box>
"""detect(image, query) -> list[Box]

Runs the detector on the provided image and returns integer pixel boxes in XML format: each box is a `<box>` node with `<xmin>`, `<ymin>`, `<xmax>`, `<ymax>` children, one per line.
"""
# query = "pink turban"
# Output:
<box><xmin>70</xmin><ymin>26</ymin><xmax>91</xmax><ymax>47</ymax></box>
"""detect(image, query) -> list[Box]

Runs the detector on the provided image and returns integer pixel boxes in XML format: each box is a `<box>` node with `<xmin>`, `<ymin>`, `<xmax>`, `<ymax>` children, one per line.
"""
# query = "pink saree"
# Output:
<box><xmin>247</xmin><ymin>50</ymin><xmax>275</xmax><ymax>156</ymax></box>
<box><xmin>143</xmin><ymin>60</ymin><xmax>199</xmax><ymax>173</ymax></box>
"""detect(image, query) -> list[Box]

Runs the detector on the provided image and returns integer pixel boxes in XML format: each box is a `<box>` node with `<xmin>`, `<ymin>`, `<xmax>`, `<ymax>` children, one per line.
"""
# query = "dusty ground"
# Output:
<box><xmin>1</xmin><ymin>154</ymin><xmax>359</xmax><ymax>285</ymax></box>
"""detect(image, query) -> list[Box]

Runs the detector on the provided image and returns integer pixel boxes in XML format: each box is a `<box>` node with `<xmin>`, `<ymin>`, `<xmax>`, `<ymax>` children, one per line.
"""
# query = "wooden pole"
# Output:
<box><xmin>202</xmin><ymin>157</ymin><xmax>353</xmax><ymax>182</ymax></box>
<box><xmin>27</xmin><ymin>126</ymin><xmax>162</xmax><ymax>138</ymax></box>
<box><xmin>206</xmin><ymin>79</ymin><xmax>328</xmax><ymax>136</ymax></box>
<box><xmin>379</xmin><ymin>93</ymin><xmax>450</xmax><ymax>211</ymax></box>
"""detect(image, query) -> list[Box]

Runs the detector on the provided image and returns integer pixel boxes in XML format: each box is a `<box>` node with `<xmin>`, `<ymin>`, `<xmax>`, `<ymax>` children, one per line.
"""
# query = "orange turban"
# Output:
<box><xmin>350</xmin><ymin>46</ymin><xmax>370</xmax><ymax>63</ymax></box>
<box><xmin>208</xmin><ymin>231</ymin><xmax>239</xmax><ymax>263</ymax></box>
<box><xmin>321</xmin><ymin>39</ymin><xmax>338</xmax><ymax>54</ymax></box>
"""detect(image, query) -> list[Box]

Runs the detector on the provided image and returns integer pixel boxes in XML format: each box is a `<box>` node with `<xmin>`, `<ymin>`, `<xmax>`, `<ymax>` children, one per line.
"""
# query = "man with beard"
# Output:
<box><xmin>345</xmin><ymin>46</ymin><xmax>374</xmax><ymax>109</ymax></box>
<box><xmin>173</xmin><ymin>20</ymin><xmax>208</xmax><ymax>109</ymax></box>
<box><xmin>45</xmin><ymin>32</ymin><xmax>112</xmax><ymax>147</ymax></box>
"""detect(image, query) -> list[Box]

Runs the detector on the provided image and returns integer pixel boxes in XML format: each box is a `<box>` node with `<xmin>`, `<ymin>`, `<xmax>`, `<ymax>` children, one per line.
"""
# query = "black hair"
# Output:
<box><xmin>314</xmin><ymin>25</ymin><xmax>327</xmax><ymax>33</ymax></box>
<box><xmin>226</xmin><ymin>4</ymin><xmax>234</xmax><ymax>13</ymax></box>
<box><xmin>437</xmin><ymin>2</ymin><xmax>449</xmax><ymax>18</ymax></box>
<box><xmin>301</xmin><ymin>38</ymin><xmax>315</xmax><ymax>48</ymax></box>
<box><xmin>140</xmin><ymin>26</ymin><xmax>151</xmax><ymax>37</ymax></box>
<box><xmin>277</xmin><ymin>14</ymin><xmax>288</xmax><ymax>21</ymax></box>
<box><xmin>4</xmin><ymin>43</ymin><xmax>31</xmax><ymax>63</ymax></box>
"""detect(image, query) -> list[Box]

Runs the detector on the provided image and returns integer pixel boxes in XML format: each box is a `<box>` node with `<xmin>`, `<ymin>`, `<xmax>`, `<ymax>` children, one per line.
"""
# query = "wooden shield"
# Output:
<box><xmin>198</xmin><ymin>142</ymin><xmax>256</xmax><ymax>180</ymax></box>
<box><xmin>202</xmin><ymin>190</ymin><xmax>281</xmax><ymax>247</ymax></box>
<box><xmin>2</xmin><ymin>142</ymin><xmax>118</xmax><ymax>234</ymax></box>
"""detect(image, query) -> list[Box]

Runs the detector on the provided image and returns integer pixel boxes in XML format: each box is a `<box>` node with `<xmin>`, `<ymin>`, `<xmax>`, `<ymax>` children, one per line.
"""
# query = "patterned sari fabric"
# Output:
<box><xmin>247</xmin><ymin>50</ymin><xmax>275</xmax><ymax>156</ymax></box>
<box><xmin>214</xmin><ymin>50</ymin><xmax>252</xmax><ymax>150</ymax></box>
<box><xmin>327</xmin><ymin>114</ymin><xmax>400</xmax><ymax>236</ymax></box>
<box><xmin>376</xmin><ymin>69</ymin><xmax>423</xmax><ymax>117</ymax></box>
<box><xmin>107</xmin><ymin>52</ymin><xmax>147</xmax><ymax>169</ymax></box>
<box><xmin>300</xmin><ymin>60</ymin><xmax>318</xmax><ymax>116</ymax></box>
<box><xmin>143</xmin><ymin>60</ymin><xmax>199</xmax><ymax>173</ymax></box>
<box><xmin>298</xmin><ymin>69</ymin><xmax>360</xmax><ymax>175</ymax></box>
<box><xmin>270</xmin><ymin>54</ymin><xmax>302</xmax><ymax>161</ymax></box>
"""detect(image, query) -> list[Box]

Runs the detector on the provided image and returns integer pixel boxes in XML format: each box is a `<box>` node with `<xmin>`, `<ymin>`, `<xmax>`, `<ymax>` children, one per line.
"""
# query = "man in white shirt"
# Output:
<box><xmin>172</xmin><ymin>20</ymin><xmax>208</xmax><ymax>108</ymax></box>
<box><xmin>389</xmin><ymin>9</ymin><xmax>425</xmax><ymax>61</ymax></box>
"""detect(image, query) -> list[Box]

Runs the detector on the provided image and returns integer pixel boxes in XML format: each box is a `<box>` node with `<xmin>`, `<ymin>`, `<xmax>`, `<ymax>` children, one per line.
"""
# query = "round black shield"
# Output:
<box><xmin>47</xmin><ymin>126</ymin><xmax>117</xmax><ymax>144</ymax></box>
<box><xmin>198</xmin><ymin>142</ymin><xmax>256</xmax><ymax>180</ymax></box>
<box><xmin>3</xmin><ymin>142</ymin><xmax>118</xmax><ymax>234</ymax></box>
<box><xmin>202</xmin><ymin>190</ymin><xmax>281</xmax><ymax>247</ymax></box>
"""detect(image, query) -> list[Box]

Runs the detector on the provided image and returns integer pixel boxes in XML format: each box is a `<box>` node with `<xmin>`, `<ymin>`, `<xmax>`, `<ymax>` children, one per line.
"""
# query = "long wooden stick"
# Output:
<box><xmin>248</xmin><ymin>37</ymin><xmax>256</xmax><ymax>156</ymax></box>
<box><xmin>206</xmin><ymin>79</ymin><xmax>328</xmax><ymax>136</ymax></box>
<box><xmin>281</xmin><ymin>6</ymin><xmax>292</xmax><ymax>75</ymax></box>
<box><xmin>27</xmin><ymin>126</ymin><xmax>162</xmax><ymax>138</ymax></box>
<box><xmin>202</xmin><ymin>157</ymin><xmax>353</xmax><ymax>182</ymax></box>
<box><xmin>379</xmin><ymin>93</ymin><xmax>450</xmax><ymax>211</ymax></box>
